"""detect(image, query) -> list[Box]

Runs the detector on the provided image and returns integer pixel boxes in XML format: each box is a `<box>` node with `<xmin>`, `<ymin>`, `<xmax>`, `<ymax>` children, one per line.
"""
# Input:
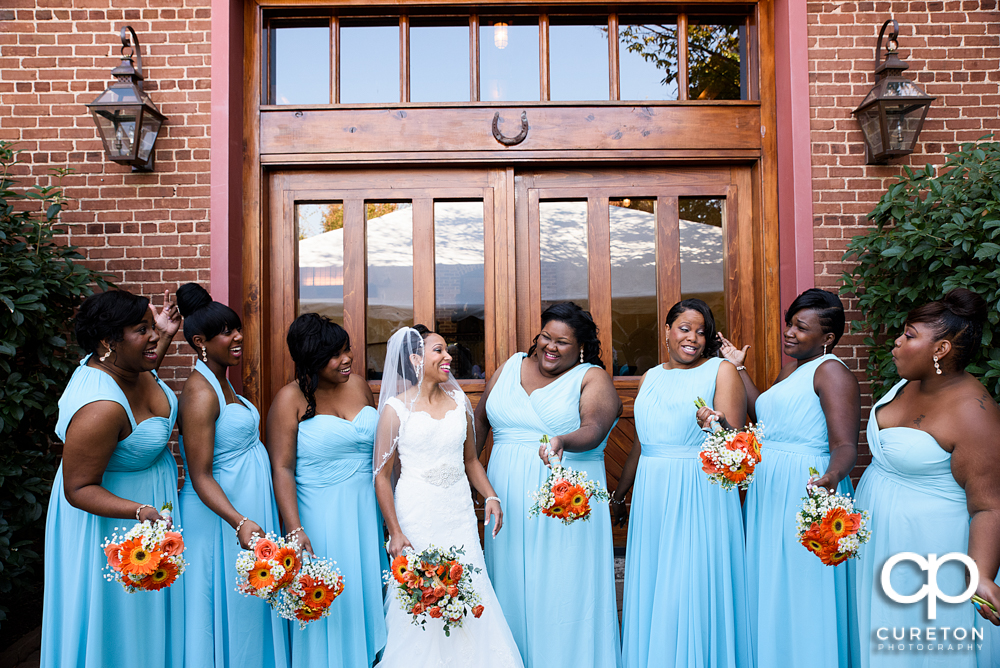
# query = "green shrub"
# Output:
<box><xmin>0</xmin><ymin>142</ymin><xmax>110</xmax><ymax>626</ymax></box>
<box><xmin>841</xmin><ymin>136</ymin><xmax>1000</xmax><ymax>402</ymax></box>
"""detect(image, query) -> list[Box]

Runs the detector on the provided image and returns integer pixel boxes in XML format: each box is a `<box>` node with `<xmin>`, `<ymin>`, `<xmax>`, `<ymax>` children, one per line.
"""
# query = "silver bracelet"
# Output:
<box><xmin>735</xmin><ymin>365</ymin><xmax>746</xmax><ymax>371</ymax></box>
<box><xmin>135</xmin><ymin>503</ymin><xmax>152</xmax><ymax>520</ymax></box>
<box><xmin>287</xmin><ymin>526</ymin><xmax>304</xmax><ymax>537</ymax></box>
<box><xmin>235</xmin><ymin>516</ymin><xmax>249</xmax><ymax>536</ymax></box>
<box><xmin>484</xmin><ymin>496</ymin><xmax>500</xmax><ymax>505</ymax></box>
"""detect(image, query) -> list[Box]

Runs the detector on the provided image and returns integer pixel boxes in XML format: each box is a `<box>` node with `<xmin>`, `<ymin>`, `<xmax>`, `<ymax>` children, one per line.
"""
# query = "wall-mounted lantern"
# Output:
<box><xmin>493</xmin><ymin>22</ymin><xmax>509</xmax><ymax>49</ymax></box>
<box><xmin>87</xmin><ymin>27</ymin><xmax>167</xmax><ymax>172</ymax></box>
<box><xmin>852</xmin><ymin>19</ymin><xmax>935</xmax><ymax>165</ymax></box>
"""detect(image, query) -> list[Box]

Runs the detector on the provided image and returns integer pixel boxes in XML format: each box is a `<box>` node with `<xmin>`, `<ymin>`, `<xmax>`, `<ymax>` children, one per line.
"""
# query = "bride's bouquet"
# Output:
<box><xmin>695</xmin><ymin>397</ymin><xmax>763</xmax><ymax>491</ymax></box>
<box><xmin>102</xmin><ymin>502</ymin><xmax>186</xmax><ymax>593</ymax></box>
<box><xmin>386</xmin><ymin>545</ymin><xmax>483</xmax><ymax>637</ymax></box>
<box><xmin>796</xmin><ymin>467</ymin><xmax>871</xmax><ymax>566</ymax></box>
<box><xmin>235</xmin><ymin>532</ymin><xmax>301</xmax><ymax>600</ymax></box>
<box><xmin>528</xmin><ymin>435</ymin><xmax>610</xmax><ymax>524</ymax></box>
<box><xmin>272</xmin><ymin>555</ymin><xmax>345</xmax><ymax>628</ymax></box>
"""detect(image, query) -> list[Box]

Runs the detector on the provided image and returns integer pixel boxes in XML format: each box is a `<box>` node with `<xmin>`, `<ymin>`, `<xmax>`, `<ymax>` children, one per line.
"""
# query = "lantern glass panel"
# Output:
<box><xmin>137</xmin><ymin>112</ymin><xmax>161</xmax><ymax>162</ymax></box>
<box><xmin>91</xmin><ymin>83</ymin><xmax>143</xmax><ymax>106</ymax></box>
<box><xmin>857</xmin><ymin>105</ymin><xmax>883</xmax><ymax>157</ymax></box>
<box><xmin>92</xmin><ymin>108</ymin><xmax>138</xmax><ymax>160</ymax></box>
<box><xmin>885</xmin><ymin>79</ymin><xmax>925</xmax><ymax>98</ymax></box>
<box><xmin>882</xmin><ymin>102</ymin><xmax>926</xmax><ymax>152</ymax></box>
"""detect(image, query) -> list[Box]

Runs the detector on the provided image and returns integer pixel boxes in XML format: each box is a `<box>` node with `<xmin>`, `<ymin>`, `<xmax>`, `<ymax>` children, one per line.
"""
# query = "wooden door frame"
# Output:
<box><xmin>240</xmin><ymin>0</ymin><xmax>781</xmax><ymax>410</ymax></box>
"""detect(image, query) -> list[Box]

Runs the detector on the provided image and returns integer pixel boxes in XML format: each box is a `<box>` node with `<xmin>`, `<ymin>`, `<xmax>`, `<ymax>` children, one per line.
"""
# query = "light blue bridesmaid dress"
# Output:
<box><xmin>178</xmin><ymin>360</ymin><xmax>289</xmax><ymax>668</ymax></box>
<box><xmin>850</xmin><ymin>379</ymin><xmax>984</xmax><ymax>668</ymax></box>
<box><xmin>484</xmin><ymin>353</ymin><xmax>622</xmax><ymax>668</ymax></box>
<box><xmin>744</xmin><ymin>354</ymin><xmax>854</xmax><ymax>668</ymax></box>
<box><xmin>291</xmin><ymin>406</ymin><xmax>387</xmax><ymax>667</ymax></box>
<box><xmin>41</xmin><ymin>356</ymin><xmax>183</xmax><ymax>668</ymax></box>
<box><xmin>621</xmin><ymin>357</ymin><xmax>753</xmax><ymax>668</ymax></box>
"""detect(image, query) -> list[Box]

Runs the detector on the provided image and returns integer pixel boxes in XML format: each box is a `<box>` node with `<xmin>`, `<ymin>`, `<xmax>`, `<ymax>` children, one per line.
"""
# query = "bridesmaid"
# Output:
<box><xmin>612</xmin><ymin>298</ymin><xmax>752</xmax><ymax>668</ymax></box>
<box><xmin>175</xmin><ymin>283</ymin><xmax>289</xmax><ymax>668</ymax></box>
<box><xmin>475</xmin><ymin>302</ymin><xmax>623</xmax><ymax>668</ymax></box>
<box><xmin>849</xmin><ymin>289</ymin><xmax>1000</xmax><ymax>668</ymax></box>
<box><xmin>41</xmin><ymin>289</ymin><xmax>183</xmax><ymax>668</ymax></box>
<box><xmin>265</xmin><ymin>313</ymin><xmax>387</xmax><ymax>668</ymax></box>
<box><xmin>701</xmin><ymin>288</ymin><xmax>860</xmax><ymax>667</ymax></box>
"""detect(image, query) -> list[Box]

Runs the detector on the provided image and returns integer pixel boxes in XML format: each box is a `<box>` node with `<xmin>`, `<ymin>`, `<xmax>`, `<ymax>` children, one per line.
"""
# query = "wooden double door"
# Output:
<box><xmin>265</xmin><ymin>163</ymin><xmax>764</xmax><ymax>543</ymax></box>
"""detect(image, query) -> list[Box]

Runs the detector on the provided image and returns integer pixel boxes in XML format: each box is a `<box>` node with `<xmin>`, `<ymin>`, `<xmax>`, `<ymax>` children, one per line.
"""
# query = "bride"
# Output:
<box><xmin>373</xmin><ymin>326</ymin><xmax>524</xmax><ymax>667</ymax></box>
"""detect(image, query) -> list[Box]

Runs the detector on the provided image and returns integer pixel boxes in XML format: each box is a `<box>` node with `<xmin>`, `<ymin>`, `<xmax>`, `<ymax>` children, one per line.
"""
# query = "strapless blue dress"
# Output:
<box><xmin>178</xmin><ymin>360</ymin><xmax>289</xmax><ymax>668</ymax></box>
<box><xmin>745</xmin><ymin>354</ymin><xmax>854</xmax><ymax>667</ymax></box>
<box><xmin>41</xmin><ymin>356</ymin><xmax>183</xmax><ymax>668</ymax></box>
<box><xmin>621</xmin><ymin>358</ymin><xmax>753</xmax><ymax>668</ymax></box>
<box><xmin>292</xmin><ymin>406</ymin><xmax>387</xmax><ymax>667</ymax></box>
<box><xmin>484</xmin><ymin>353</ymin><xmax>622</xmax><ymax>668</ymax></box>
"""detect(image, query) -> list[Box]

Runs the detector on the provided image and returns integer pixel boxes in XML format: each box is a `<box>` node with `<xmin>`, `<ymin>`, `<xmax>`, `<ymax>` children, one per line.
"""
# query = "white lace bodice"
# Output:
<box><xmin>387</xmin><ymin>391</ymin><xmax>468</xmax><ymax>489</ymax></box>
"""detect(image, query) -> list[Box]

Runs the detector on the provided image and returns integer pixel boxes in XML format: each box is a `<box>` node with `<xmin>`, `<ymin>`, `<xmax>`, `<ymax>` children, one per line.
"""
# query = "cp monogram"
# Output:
<box><xmin>880</xmin><ymin>552</ymin><xmax>979</xmax><ymax>620</ymax></box>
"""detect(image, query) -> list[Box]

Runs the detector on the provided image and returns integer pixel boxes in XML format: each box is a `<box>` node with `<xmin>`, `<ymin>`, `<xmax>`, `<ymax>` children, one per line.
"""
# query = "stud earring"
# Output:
<box><xmin>579</xmin><ymin>347</ymin><xmax>585</xmax><ymax>364</ymax></box>
<box><xmin>933</xmin><ymin>354</ymin><xmax>942</xmax><ymax>375</ymax></box>
<box><xmin>100</xmin><ymin>346</ymin><xmax>113</xmax><ymax>362</ymax></box>
<box><xmin>200</xmin><ymin>347</ymin><xmax>208</xmax><ymax>362</ymax></box>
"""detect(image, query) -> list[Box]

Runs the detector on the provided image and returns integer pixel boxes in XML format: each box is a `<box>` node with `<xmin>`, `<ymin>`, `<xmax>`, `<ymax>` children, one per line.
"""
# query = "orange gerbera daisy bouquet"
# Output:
<box><xmin>385</xmin><ymin>545</ymin><xmax>483</xmax><ymax>637</ymax></box>
<box><xmin>272</xmin><ymin>555</ymin><xmax>345</xmax><ymax>628</ymax></box>
<box><xmin>235</xmin><ymin>532</ymin><xmax>301</xmax><ymax>601</ymax></box>
<box><xmin>796</xmin><ymin>467</ymin><xmax>871</xmax><ymax>566</ymax></box>
<box><xmin>694</xmin><ymin>397</ymin><xmax>764</xmax><ymax>491</ymax></box>
<box><xmin>528</xmin><ymin>434</ymin><xmax>611</xmax><ymax>525</ymax></box>
<box><xmin>102</xmin><ymin>502</ymin><xmax>186</xmax><ymax>593</ymax></box>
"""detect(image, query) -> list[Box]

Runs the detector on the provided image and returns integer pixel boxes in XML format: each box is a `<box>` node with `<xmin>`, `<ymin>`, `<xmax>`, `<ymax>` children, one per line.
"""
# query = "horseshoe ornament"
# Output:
<box><xmin>492</xmin><ymin>111</ymin><xmax>529</xmax><ymax>146</ymax></box>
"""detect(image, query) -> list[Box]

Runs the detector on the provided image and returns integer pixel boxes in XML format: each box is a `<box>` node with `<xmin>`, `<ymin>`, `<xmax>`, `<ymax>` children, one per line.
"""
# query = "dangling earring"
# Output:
<box><xmin>579</xmin><ymin>347</ymin><xmax>585</xmax><ymax>364</ymax></box>
<box><xmin>100</xmin><ymin>346</ymin><xmax>113</xmax><ymax>362</ymax></box>
<box><xmin>200</xmin><ymin>347</ymin><xmax>208</xmax><ymax>362</ymax></box>
<box><xmin>933</xmin><ymin>354</ymin><xmax>942</xmax><ymax>375</ymax></box>
<box><xmin>823</xmin><ymin>344</ymin><xmax>828</xmax><ymax>356</ymax></box>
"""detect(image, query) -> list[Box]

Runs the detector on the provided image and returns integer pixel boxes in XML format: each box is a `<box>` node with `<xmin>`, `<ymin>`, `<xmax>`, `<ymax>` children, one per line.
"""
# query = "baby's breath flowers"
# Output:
<box><xmin>102</xmin><ymin>502</ymin><xmax>186</xmax><ymax>593</ymax></box>
<box><xmin>796</xmin><ymin>467</ymin><xmax>871</xmax><ymax>566</ymax></box>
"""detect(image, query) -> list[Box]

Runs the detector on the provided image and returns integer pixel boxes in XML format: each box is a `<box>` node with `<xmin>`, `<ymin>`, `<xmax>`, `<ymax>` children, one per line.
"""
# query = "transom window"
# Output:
<box><xmin>265</xmin><ymin>8</ymin><xmax>754</xmax><ymax>105</ymax></box>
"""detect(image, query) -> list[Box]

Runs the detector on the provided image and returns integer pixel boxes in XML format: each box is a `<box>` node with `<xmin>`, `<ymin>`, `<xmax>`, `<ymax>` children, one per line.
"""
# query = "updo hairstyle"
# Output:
<box><xmin>74</xmin><ymin>289</ymin><xmax>150</xmax><ymax>355</ymax></box>
<box><xmin>526</xmin><ymin>302</ymin><xmax>604</xmax><ymax>369</ymax></box>
<box><xmin>175</xmin><ymin>283</ymin><xmax>242</xmax><ymax>350</ymax></box>
<box><xmin>665</xmin><ymin>298</ymin><xmax>721</xmax><ymax>358</ymax></box>
<box><xmin>785</xmin><ymin>288</ymin><xmax>846</xmax><ymax>349</ymax></box>
<box><xmin>905</xmin><ymin>288</ymin><xmax>988</xmax><ymax>371</ymax></box>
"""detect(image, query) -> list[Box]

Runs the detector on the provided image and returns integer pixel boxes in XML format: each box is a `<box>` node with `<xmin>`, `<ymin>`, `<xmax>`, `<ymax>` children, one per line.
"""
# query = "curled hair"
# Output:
<box><xmin>665</xmin><ymin>298</ymin><xmax>721</xmax><ymax>358</ymax></box>
<box><xmin>176</xmin><ymin>283</ymin><xmax>242</xmax><ymax>350</ymax></box>
<box><xmin>286</xmin><ymin>313</ymin><xmax>351</xmax><ymax>420</ymax></box>
<box><xmin>74</xmin><ymin>290</ymin><xmax>150</xmax><ymax>355</ymax></box>
<box><xmin>397</xmin><ymin>324</ymin><xmax>435</xmax><ymax>385</ymax></box>
<box><xmin>786</xmin><ymin>288</ymin><xmax>846</xmax><ymax>349</ymax></box>
<box><xmin>526</xmin><ymin>302</ymin><xmax>604</xmax><ymax>369</ymax></box>
<box><xmin>905</xmin><ymin>288</ymin><xmax>988</xmax><ymax>371</ymax></box>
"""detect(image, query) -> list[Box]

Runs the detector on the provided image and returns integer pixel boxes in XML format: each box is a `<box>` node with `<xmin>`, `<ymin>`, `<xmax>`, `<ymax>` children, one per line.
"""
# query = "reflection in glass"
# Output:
<box><xmin>610</xmin><ymin>198</ymin><xmax>658</xmax><ymax>377</ymax></box>
<box><xmin>272</xmin><ymin>24</ymin><xmax>330</xmax><ymax>105</ymax></box>
<box><xmin>434</xmin><ymin>201</ymin><xmax>486</xmax><ymax>379</ymax></box>
<box><xmin>297</xmin><ymin>203</ymin><xmax>343</xmax><ymax>324</ymax></box>
<box><xmin>549</xmin><ymin>19</ymin><xmax>610</xmax><ymax>101</ymax></box>
<box><xmin>679</xmin><ymin>197</ymin><xmax>726</xmax><ymax>335</ymax></box>
<box><xmin>618</xmin><ymin>20</ymin><xmax>679</xmax><ymax>101</ymax></box>
<box><xmin>540</xmin><ymin>201</ymin><xmax>589</xmax><ymax>313</ymax></box>
<box><xmin>411</xmin><ymin>22</ymin><xmax>470</xmax><ymax>103</ymax></box>
<box><xmin>688</xmin><ymin>20</ymin><xmax>746</xmax><ymax>100</ymax></box>
<box><xmin>366</xmin><ymin>202</ymin><xmax>412</xmax><ymax>379</ymax></box>
<box><xmin>480</xmin><ymin>18</ymin><xmax>539</xmax><ymax>101</ymax></box>
<box><xmin>341</xmin><ymin>22</ymin><xmax>399</xmax><ymax>104</ymax></box>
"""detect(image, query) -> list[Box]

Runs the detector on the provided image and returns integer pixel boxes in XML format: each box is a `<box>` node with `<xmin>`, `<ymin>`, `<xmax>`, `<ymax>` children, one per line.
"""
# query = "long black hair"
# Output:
<box><xmin>665</xmin><ymin>298</ymin><xmax>721</xmax><ymax>358</ymax></box>
<box><xmin>526</xmin><ymin>302</ymin><xmax>604</xmax><ymax>369</ymax></box>
<box><xmin>75</xmin><ymin>289</ymin><xmax>150</xmax><ymax>355</ymax></box>
<box><xmin>786</xmin><ymin>288</ymin><xmax>846</xmax><ymax>349</ymax></box>
<box><xmin>176</xmin><ymin>283</ymin><xmax>242</xmax><ymax>349</ymax></box>
<box><xmin>286</xmin><ymin>313</ymin><xmax>351</xmax><ymax>420</ymax></box>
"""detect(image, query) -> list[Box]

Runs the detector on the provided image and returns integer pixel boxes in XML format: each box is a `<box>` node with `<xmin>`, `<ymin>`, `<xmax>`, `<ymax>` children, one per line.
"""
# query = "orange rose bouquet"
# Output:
<box><xmin>694</xmin><ymin>397</ymin><xmax>764</xmax><ymax>491</ymax></box>
<box><xmin>102</xmin><ymin>502</ymin><xmax>186</xmax><ymax>593</ymax></box>
<box><xmin>273</xmin><ymin>555</ymin><xmax>345</xmax><ymax>628</ymax></box>
<box><xmin>235</xmin><ymin>532</ymin><xmax>301</xmax><ymax>601</ymax></box>
<box><xmin>796</xmin><ymin>467</ymin><xmax>871</xmax><ymax>566</ymax></box>
<box><xmin>385</xmin><ymin>545</ymin><xmax>483</xmax><ymax>637</ymax></box>
<box><xmin>529</xmin><ymin>435</ymin><xmax>610</xmax><ymax>524</ymax></box>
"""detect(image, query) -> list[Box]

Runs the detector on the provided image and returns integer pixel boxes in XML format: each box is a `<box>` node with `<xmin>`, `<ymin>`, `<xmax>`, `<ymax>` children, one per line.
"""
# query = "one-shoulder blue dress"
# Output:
<box><xmin>292</xmin><ymin>406</ymin><xmax>387</xmax><ymax>668</ymax></box>
<box><xmin>484</xmin><ymin>353</ymin><xmax>622</xmax><ymax>668</ymax></box>
<box><xmin>744</xmin><ymin>354</ymin><xmax>854</xmax><ymax>667</ymax></box>
<box><xmin>621</xmin><ymin>358</ymin><xmax>753</xmax><ymax>668</ymax></box>
<box><xmin>850</xmin><ymin>379</ymin><xmax>988</xmax><ymax>668</ymax></box>
<box><xmin>41</xmin><ymin>356</ymin><xmax>183</xmax><ymax>668</ymax></box>
<box><xmin>178</xmin><ymin>360</ymin><xmax>289</xmax><ymax>668</ymax></box>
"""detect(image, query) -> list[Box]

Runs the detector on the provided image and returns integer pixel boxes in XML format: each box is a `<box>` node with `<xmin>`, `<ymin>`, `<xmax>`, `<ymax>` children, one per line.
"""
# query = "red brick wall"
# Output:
<box><xmin>0</xmin><ymin>0</ymin><xmax>213</xmax><ymax>393</ymax></box>
<box><xmin>807</xmin><ymin>0</ymin><xmax>1000</xmax><ymax>477</ymax></box>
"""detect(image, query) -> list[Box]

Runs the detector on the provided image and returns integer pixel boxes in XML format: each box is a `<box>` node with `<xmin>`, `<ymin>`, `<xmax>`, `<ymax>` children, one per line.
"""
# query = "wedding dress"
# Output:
<box><xmin>377</xmin><ymin>389</ymin><xmax>524</xmax><ymax>668</ymax></box>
